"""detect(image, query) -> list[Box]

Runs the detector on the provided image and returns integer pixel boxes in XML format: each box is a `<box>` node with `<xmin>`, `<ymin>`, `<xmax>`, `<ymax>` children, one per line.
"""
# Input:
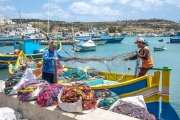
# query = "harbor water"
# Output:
<box><xmin>0</xmin><ymin>36</ymin><xmax>180</xmax><ymax>115</ymax></box>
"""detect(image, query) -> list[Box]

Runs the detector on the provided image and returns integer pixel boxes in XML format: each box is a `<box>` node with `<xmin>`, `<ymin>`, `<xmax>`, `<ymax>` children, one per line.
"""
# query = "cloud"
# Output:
<box><xmin>69</xmin><ymin>2</ymin><xmax>120</xmax><ymax>16</ymax></box>
<box><xmin>165</xmin><ymin>0</ymin><xmax>180</xmax><ymax>8</ymax></box>
<box><xmin>21</xmin><ymin>13</ymin><xmax>44</xmax><ymax>19</ymax></box>
<box><xmin>123</xmin><ymin>0</ymin><xmax>164</xmax><ymax>11</ymax></box>
<box><xmin>50</xmin><ymin>0</ymin><xmax>70</xmax><ymax>3</ymax></box>
<box><xmin>43</xmin><ymin>3</ymin><xmax>60</xmax><ymax>9</ymax></box>
<box><xmin>90</xmin><ymin>0</ymin><xmax>114</xmax><ymax>5</ymax></box>
<box><xmin>118</xmin><ymin>0</ymin><xmax>130</xmax><ymax>4</ymax></box>
<box><xmin>0</xmin><ymin>5</ymin><xmax>16</xmax><ymax>11</ymax></box>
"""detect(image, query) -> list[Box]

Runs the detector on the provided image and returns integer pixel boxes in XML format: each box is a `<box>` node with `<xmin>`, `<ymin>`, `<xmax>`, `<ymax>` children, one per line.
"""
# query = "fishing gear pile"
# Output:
<box><xmin>111</xmin><ymin>101</ymin><xmax>156</xmax><ymax>120</ymax></box>
<box><xmin>36</xmin><ymin>84</ymin><xmax>64</xmax><ymax>107</ymax></box>
<box><xmin>18</xmin><ymin>79</ymin><xmax>49</xmax><ymax>102</ymax></box>
<box><xmin>4</xmin><ymin>72</ymin><xmax>24</xmax><ymax>95</ymax></box>
<box><xmin>60</xmin><ymin>84</ymin><xmax>97</xmax><ymax>111</ymax></box>
<box><xmin>95</xmin><ymin>89</ymin><xmax>119</xmax><ymax>110</ymax></box>
<box><xmin>60</xmin><ymin>68</ymin><xmax>90</xmax><ymax>82</ymax></box>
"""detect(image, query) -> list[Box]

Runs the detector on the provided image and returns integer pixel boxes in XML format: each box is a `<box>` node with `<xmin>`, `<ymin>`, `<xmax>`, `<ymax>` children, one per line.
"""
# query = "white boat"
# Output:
<box><xmin>73</xmin><ymin>40</ymin><xmax>96</xmax><ymax>52</ymax></box>
<box><xmin>154</xmin><ymin>46</ymin><xmax>167</xmax><ymax>51</ymax></box>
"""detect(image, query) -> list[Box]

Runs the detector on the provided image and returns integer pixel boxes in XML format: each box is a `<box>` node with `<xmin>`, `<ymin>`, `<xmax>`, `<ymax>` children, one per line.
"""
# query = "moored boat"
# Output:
<box><xmin>0</xmin><ymin>38</ymin><xmax>43</xmax><ymax>69</ymax></box>
<box><xmin>158</xmin><ymin>39</ymin><xmax>163</xmax><ymax>42</ymax></box>
<box><xmin>154</xmin><ymin>46</ymin><xmax>166</xmax><ymax>51</ymax></box>
<box><xmin>59</xmin><ymin>66</ymin><xmax>179</xmax><ymax>120</ymax></box>
<box><xmin>97</xmin><ymin>33</ymin><xmax>124</xmax><ymax>43</ymax></box>
<box><xmin>73</xmin><ymin>40</ymin><xmax>96</xmax><ymax>52</ymax></box>
<box><xmin>170</xmin><ymin>32</ymin><xmax>180</xmax><ymax>43</ymax></box>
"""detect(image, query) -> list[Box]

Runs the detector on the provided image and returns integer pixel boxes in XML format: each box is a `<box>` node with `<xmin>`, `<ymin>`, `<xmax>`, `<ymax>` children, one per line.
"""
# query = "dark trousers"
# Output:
<box><xmin>138</xmin><ymin>67</ymin><xmax>150</xmax><ymax>77</ymax></box>
<box><xmin>42</xmin><ymin>72</ymin><xmax>54</xmax><ymax>84</ymax></box>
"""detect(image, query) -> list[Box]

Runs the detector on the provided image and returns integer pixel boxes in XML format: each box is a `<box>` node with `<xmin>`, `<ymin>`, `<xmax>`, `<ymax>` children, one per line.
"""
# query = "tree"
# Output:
<box><xmin>117</xmin><ymin>27</ymin><xmax>123</xmax><ymax>33</ymax></box>
<box><xmin>108</xmin><ymin>26</ymin><xmax>116</xmax><ymax>33</ymax></box>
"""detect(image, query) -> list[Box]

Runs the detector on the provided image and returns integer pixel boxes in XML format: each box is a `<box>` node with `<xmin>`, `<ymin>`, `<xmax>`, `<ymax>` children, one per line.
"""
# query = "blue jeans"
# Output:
<box><xmin>42</xmin><ymin>72</ymin><xmax>54</xmax><ymax>84</ymax></box>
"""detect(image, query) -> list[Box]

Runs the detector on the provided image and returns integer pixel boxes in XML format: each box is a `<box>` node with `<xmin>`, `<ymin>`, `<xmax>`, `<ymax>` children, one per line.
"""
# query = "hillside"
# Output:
<box><xmin>11</xmin><ymin>18</ymin><xmax>180</xmax><ymax>34</ymax></box>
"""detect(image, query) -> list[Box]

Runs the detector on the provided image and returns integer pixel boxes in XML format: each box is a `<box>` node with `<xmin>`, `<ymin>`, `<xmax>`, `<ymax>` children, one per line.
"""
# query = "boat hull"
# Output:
<box><xmin>82</xmin><ymin>39</ymin><xmax>107</xmax><ymax>45</ymax></box>
<box><xmin>60</xmin><ymin>68</ymin><xmax>179</xmax><ymax>120</ymax></box>
<box><xmin>102</xmin><ymin>37</ymin><xmax>124</xmax><ymax>43</ymax></box>
<box><xmin>0</xmin><ymin>44</ymin><xmax>6</xmax><ymax>47</ymax></box>
<box><xmin>73</xmin><ymin>44</ymin><xmax>96</xmax><ymax>52</ymax></box>
<box><xmin>0</xmin><ymin>53</ymin><xmax>43</xmax><ymax>69</ymax></box>
<box><xmin>170</xmin><ymin>37</ymin><xmax>180</xmax><ymax>43</ymax></box>
<box><xmin>158</xmin><ymin>39</ymin><xmax>163</xmax><ymax>42</ymax></box>
<box><xmin>154</xmin><ymin>47</ymin><xmax>166</xmax><ymax>51</ymax></box>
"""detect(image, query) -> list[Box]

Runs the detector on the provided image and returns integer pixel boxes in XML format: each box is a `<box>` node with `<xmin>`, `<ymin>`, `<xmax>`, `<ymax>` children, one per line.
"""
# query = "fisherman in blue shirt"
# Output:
<box><xmin>42</xmin><ymin>41</ymin><xmax>73</xmax><ymax>84</ymax></box>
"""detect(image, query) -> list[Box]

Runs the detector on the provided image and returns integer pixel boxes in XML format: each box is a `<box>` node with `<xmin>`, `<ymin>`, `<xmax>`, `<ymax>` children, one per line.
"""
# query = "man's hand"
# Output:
<box><xmin>70</xmin><ymin>57</ymin><xmax>74</xmax><ymax>60</ymax></box>
<box><xmin>124</xmin><ymin>57</ymin><xmax>129</xmax><ymax>61</ymax></box>
<box><xmin>54</xmin><ymin>57</ymin><xmax>59</xmax><ymax>61</ymax></box>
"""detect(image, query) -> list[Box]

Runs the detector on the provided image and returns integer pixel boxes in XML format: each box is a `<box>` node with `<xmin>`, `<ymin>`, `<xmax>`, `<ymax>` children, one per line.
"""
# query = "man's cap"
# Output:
<box><xmin>134</xmin><ymin>38</ymin><xmax>145</xmax><ymax>44</ymax></box>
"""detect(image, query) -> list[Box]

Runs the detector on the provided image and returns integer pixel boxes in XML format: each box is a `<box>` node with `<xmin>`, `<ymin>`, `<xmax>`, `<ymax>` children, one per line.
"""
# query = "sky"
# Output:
<box><xmin>0</xmin><ymin>0</ymin><xmax>180</xmax><ymax>22</ymax></box>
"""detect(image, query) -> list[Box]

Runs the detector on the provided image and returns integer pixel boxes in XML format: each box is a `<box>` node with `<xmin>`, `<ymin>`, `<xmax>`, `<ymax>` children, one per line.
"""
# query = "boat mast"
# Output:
<box><xmin>47</xmin><ymin>0</ymin><xmax>50</xmax><ymax>45</ymax></box>
<box><xmin>19</xmin><ymin>10</ymin><xmax>22</xmax><ymax>25</ymax></box>
<box><xmin>47</xmin><ymin>0</ymin><xmax>50</xmax><ymax>34</ymax></box>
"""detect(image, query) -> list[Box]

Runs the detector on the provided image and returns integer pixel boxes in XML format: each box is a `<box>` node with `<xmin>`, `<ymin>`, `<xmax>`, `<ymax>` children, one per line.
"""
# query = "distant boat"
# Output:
<box><xmin>82</xmin><ymin>39</ymin><xmax>107</xmax><ymax>45</ymax></box>
<box><xmin>154</xmin><ymin>46</ymin><xmax>166</xmax><ymax>51</ymax></box>
<box><xmin>97</xmin><ymin>33</ymin><xmax>124</xmax><ymax>43</ymax></box>
<box><xmin>170</xmin><ymin>32</ymin><xmax>180</xmax><ymax>43</ymax></box>
<box><xmin>73</xmin><ymin>40</ymin><xmax>96</xmax><ymax>52</ymax></box>
<box><xmin>158</xmin><ymin>39</ymin><xmax>163</xmax><ymax>42</ymax></box>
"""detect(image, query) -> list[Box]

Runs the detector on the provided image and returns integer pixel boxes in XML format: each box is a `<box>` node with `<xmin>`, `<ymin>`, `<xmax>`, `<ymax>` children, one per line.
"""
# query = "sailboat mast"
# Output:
<box><xmin>47</xmin><ymin>0</ymin><xmax>50</xmax><ymax>34</ymax></box>
<box><xmin>19</xmin><ymin>10</ymin><xmax>22</xmax><ymax>25</ymax></box>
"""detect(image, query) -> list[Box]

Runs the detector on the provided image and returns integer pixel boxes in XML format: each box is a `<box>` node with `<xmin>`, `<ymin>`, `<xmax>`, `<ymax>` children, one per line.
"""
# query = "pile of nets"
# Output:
<box><xmin>111</xmin><ymin>101</ymin><xmax>156</xmax><ymax>120</ymax></box>
<box><xmin>61</xmin><ymin>68</ymin><xmax>89</xmax><ymax>82</ymax></box>
<box><xmin>4</xmin><ymin>72</ymin><xmax>24</xmax><ymax>95</ymax></box>
<box><xmin>60</xmin><ymin>84</ymin><xmax>97</xmax><ymax>110</ymax></box>
<box><xmin>36</xmin><ymin>84</ymin><xmax>64</xmax><ymax>107</ymax></box>
<box><xmin>18</xmin><ymin>79</ymin><xmax>49</xmax><ymax>101</ymax></box>
<box><xmin>95</xmin><ymin>89</ymin><xmax>119</xmax><ymax>110</ymax></box>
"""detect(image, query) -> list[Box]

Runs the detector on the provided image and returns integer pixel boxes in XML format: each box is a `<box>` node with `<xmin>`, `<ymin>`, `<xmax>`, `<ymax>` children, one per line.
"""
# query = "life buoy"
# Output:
<box><xmin>14</xmin><ymin>49</ymin><xmax>20</xmax><ymax>55</ymax></box>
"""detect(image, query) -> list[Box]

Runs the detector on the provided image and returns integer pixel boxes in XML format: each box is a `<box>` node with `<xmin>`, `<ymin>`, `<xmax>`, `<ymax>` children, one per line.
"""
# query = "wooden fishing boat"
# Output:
<box><xmin>0</xmin><ymin>37</ymin><xmax>62</xmax><ymax>69</ymax></box>
<box><xmin>158</xmin><ymin>39</ymin><xmax>163</xmax><ymax>42</ymax></box>
<box><xmin>0</xmin><ymin>38</ymin><xmax>43</xmax><ymax>69</ymax></box>
<box><xmin>7</xmin><ymin>51</ymin><xmax>180</xmax><ymax>120</ymax></box>
<box><xmin>0</xmin><ymin>43</ymin><xmax>6</xmax><ymax>47</ymax></box>
<box><xmin>59</xmin><ymin>66</ymin><xmax>179</xmax><ymax>120</ymax></box>
<box><xmin>73</xmin><ymin>40</ymin><xmax>96</xmax><ymax>52</ymax></box>
<box><xmin>154</xmin><ymin>46</ymin><xmax>166</xmax><ymax>51</ymax></box>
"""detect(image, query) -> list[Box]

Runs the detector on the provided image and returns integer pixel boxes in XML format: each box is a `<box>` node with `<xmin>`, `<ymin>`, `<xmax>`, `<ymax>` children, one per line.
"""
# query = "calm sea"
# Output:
<box><xmin>0</xmin><ymin>37</ymin><xmax>179</xmax><ymax>115</ymax></box>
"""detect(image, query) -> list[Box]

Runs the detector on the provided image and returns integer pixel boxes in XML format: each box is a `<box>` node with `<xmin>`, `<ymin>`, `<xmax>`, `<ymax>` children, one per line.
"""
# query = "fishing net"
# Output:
<box><xmin>95</xmin><ymin>89</ymin><xmax>119</xmax><ymax>110</ymax></box>
<box><xmin>63</xmin><ymin>51</ymin><xmax>137</xmax><ymax>79</ymax></box>
<box><xmin>60</xmin><ymin>68</ymin><xmax>90</xmax><ymax>82</ymax></box>
<box><xmin>18</xmin><ymin>79</ymin><xmax>49</xmax><ymax>101</ymax></box>
<box><xmin>4</xmin><ymin>72</ymin><xmax>24</xmax><ymax>95</ymax></box>
<box><xmin>60</xmin><ymin>84</ymin><xmax>97</xmax><ymax>110</ymax></box>
<box><xmin>36</xmin><ymin>84</ymin><xmax>64</xmax><ymax>107</ymax></box>
<box><xmin>73</xmin><ymin>52</ymin><xmax>136</xmax><ymax>63</ymax></box>
<box><xmin>111</xmin><ymin>101</ymin><xmax>156</xmax><ymax>120</ymax></box>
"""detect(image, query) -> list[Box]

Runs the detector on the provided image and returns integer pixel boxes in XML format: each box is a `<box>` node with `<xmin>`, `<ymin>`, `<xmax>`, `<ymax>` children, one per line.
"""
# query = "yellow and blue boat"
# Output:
<box><xmin>0</xmin><ymin>36</ymin><xmax>62</xmax><ymax>69</ymax></box>
<box><xmin>61</xmin><ymin>67</ymin><xmax>179</xmax><ymax>120</ymax></box>
<box><xmin>0</xmin><ymin>38</ymin><xmax>43</xmax><ymax>69</ymax></box>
